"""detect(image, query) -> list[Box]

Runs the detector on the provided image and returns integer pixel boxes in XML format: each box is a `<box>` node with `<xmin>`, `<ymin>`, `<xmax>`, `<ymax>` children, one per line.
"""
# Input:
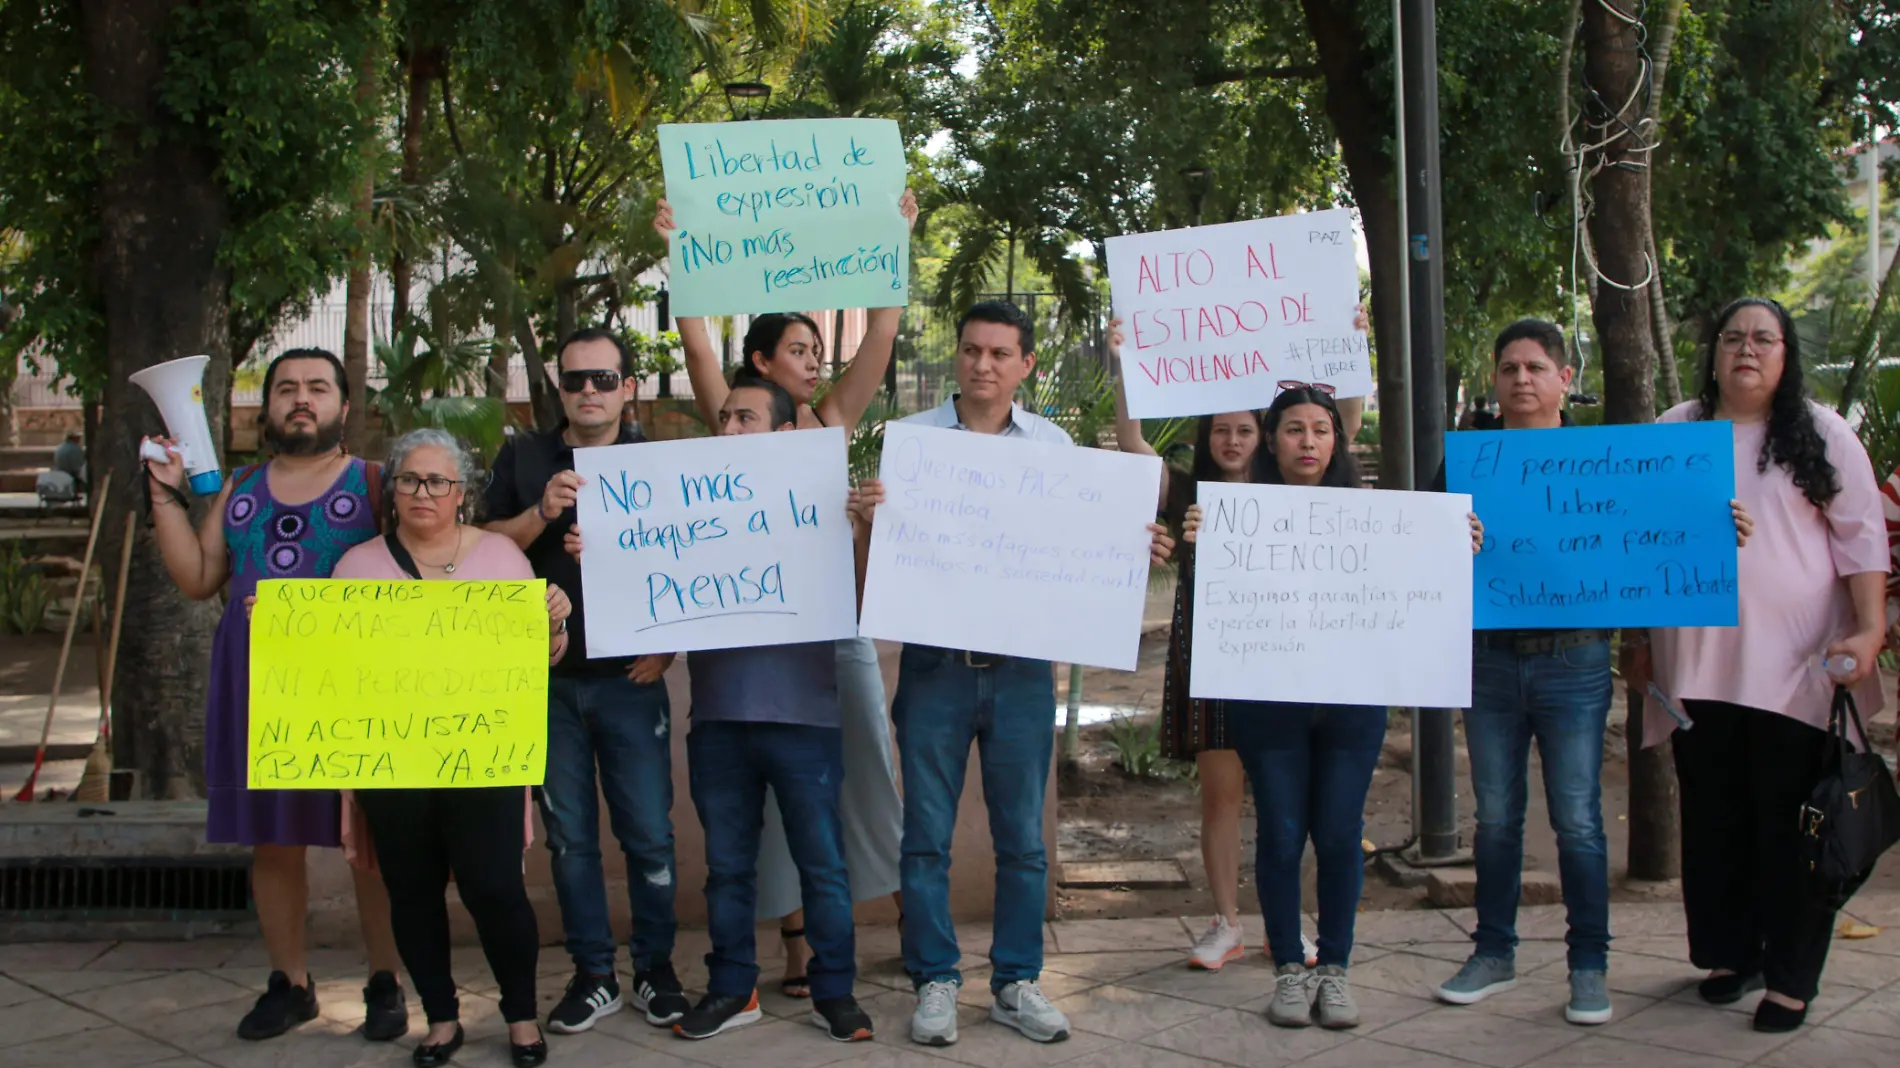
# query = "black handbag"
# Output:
<box><xmin>1799</xmin><ymin>685</ymin><xmax>1900</xmax><ymax>902</ymax></box>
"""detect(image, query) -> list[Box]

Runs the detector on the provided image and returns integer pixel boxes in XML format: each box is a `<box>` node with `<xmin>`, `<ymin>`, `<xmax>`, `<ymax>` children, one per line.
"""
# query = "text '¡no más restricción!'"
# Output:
<box><xmin>247</xmin><ymin>578</ymin><xmax>550</xmax><ymax>789</ymax></box>
<box><xmin>659</xmin><ymin>117</ymin><xmax>909</xmax><ymax>318</ymax></box>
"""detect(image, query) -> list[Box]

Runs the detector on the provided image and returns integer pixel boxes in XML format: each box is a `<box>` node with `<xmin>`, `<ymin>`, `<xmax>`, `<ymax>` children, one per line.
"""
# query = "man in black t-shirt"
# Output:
<box><xmin>485</xmin><ymin>328</ymin><xmax>690</xmax><ymax>1035</ymax></box>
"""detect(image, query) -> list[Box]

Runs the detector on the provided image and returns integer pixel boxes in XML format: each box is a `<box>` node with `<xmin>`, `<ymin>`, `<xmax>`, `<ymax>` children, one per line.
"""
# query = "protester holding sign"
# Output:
<box><xmin>143</xmin><ymin>348</ymin><xmax>408</xmax><ymax>1044</ymax></box>
<box><xmin>874</xmin><ymin>300</ymin><xmax>1172</xmax><ymax>1048</ymax></box>
<box><xmin>658</xmin><ymin>196</ymin><xmax>914</xmax><ymax>993</ymax></box>
<box><xmin>1183</xmin><ymin>386</ymin><xmax>1479</xmax><ymax>1029</ymax></box>
<box><xmin>333</xmin><ymin>430</ymin><xmax>564</xmax><ymax>1068</ymax></box>
<box><xmin>1625</xmin><ymin>299</ymin><xmax>1890</xmax><ymax>1034</ymax></box>
<box><xmin>1434</xmin><ymin>321</ymin><xmax>1754</xmax><ymax>1027</ymax></box>
<box><xmin>569</xmin><ymin>379</ymin><xmax>876</xmax><ymax>1043</ymax></box>
<box><xmin>482</xmin><ymin>329</ymin><xmax>691</xmax><ymax>1035</ymax></box>
<box><xmin>1108</xmin><ymin>322</ymin><xmax>1311</xmax><ymax>974</ymax></box>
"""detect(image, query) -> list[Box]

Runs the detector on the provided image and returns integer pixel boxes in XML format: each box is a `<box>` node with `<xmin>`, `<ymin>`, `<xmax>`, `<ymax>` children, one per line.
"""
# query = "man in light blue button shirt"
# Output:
<box><xmin>895</xmin><ymin>301</ymin><xmax>1172</xmax><ymax>1048</ymax></box>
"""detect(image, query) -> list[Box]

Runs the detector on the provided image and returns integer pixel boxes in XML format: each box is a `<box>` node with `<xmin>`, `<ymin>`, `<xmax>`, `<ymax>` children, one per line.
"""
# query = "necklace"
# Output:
<box><xmin>407</xmin><ymin>526</ymin><xmax>466</xmax><ymax>574</ymax></box>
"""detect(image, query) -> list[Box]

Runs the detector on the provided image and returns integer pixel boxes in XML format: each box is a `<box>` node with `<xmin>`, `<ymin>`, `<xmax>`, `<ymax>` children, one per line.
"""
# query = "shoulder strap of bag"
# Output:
<box><xmin>1833</xmin><ymin>685</ymin><xmax>1873</xmax><ymax>751</ymax></box>
<box><xmin>363</xmin><ymin>460</ymin><xmax>386</xmax><ymax>534</ymax></box>
<box><xmin>383</xmin><ymin>531</ymin><xmax>424</xmax><ymax>580</ymax></box>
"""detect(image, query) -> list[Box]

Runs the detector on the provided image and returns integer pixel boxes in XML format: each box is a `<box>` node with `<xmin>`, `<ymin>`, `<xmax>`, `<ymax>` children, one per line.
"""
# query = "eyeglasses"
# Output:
<box><xmin>1276</xmin><ymin>380</ymin><xmax>1337</xmax><ymax>396</ymax></box>
<box><xmin>1717</xmin><ymin>331</ymin><xmax>1783</xmax><ymax>352</ymax></box>
<box><xmin>559</xmin><ymin>369</ymin><xmax>623</xmax><ymax>393</ymax></box>
<box><xmin>393</xmin><ymin>474</ymin><xmax>462</xmax><ymax>498</ymax></box>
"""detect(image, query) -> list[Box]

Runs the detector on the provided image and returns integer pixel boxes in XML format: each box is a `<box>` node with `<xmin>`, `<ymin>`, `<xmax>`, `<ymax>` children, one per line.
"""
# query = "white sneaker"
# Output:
<box><xmin>991</xmin><ymin>981</ymin><xmax>1070</xmax><ymax>1043</ymax></box>
<box><xmin>1189</xmin><ymin>916</ymin><xmax>1246</xmax><ymax>971</ymax></box>
<box><xmin>1301</xmin><ymin>933</ymin><xmax>1319</xmax><ymax>968</ymax></box>
<box><xmin>910</xmin><ymin>980</ymin><xmax>960</xmax><ymax>1046</ymax></box>
<box><xmin>1266</xmin><ymin>964</ymin><xmax>1314</xmax><ymax>1028</ymax></box>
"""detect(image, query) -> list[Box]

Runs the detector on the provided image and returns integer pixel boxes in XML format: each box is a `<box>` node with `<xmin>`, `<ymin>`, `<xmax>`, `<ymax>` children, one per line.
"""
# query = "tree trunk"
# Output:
<box><xmin>1298</xmin><ymin>0</ymin><xmax>1407</xmax><ymax>487</ymax></box>
<box><xmin>0</xmin><ymin>356</ymin><xmax>14</xmax><ymax>448</ymax></box>
<box><xmin>391</xmin><ymin>46</ymin><xmax>440</xmax><ymax>332</ymax></box>
<box><xmin>342</xmin><ymin>34</ymin><xmax>378</xmax><ymax>457</ymax></box>
<box><xmin>1583</xmin><ymin>0</ymin><xmax>1676</xmax><ymax>881</ymax></box>
<box><xmin>1644</xmin><ymin>0</ymin><xmax>1684</xmax><ymax>407</ymax></box>
<box><xmin>80</xmin><ymin>0</ymin><xmax>231</xmax><ymax>800</ymax></box>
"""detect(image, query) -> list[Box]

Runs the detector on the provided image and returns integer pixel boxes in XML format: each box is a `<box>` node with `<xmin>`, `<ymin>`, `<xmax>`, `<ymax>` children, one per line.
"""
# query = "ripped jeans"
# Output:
<box><xmin>538</xmin><ymin>674</ymin><xmax>677</xmax><ymax>976</ymax></box>
<box><xmin>688</xmin><ymin>720</ymin><xmax>855</xmax><ymax>1000</ymax></box>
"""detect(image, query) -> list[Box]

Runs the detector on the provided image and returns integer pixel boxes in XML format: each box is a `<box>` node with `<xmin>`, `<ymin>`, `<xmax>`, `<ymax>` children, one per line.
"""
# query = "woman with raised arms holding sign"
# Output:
<box><xmin>331</xmin><ymin>430</ymin><xmax>571</xmax><ymax>1068</ymax></box>
<box><xmin>655</xmin><ymin>193</ymin><xmax>916</xmax><ymax>997</ymax></box>
<box><xmin>1182</xmin><ymin>386</ymin><xmax>1483</xmax><ymax>1030</ymax></box>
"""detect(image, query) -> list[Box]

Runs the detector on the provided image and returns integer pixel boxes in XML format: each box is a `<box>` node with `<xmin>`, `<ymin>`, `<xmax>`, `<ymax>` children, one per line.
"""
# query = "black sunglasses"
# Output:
<box><xmin>560</xmin><ymin>369</ymin><xmax>623</xmax><ymax>393</ymax></box>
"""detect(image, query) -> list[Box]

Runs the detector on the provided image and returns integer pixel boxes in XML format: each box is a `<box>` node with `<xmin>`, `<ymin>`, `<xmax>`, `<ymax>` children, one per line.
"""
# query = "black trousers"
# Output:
<box><xmin>1674</xmin><ymin>701</ymin><xmax>1838</xmax><ymax>1001</ymax></box>
<box><xmin>356</xmin><ymin>786</ymin><xmax>538</xmax><ymax>1023</ymax></box>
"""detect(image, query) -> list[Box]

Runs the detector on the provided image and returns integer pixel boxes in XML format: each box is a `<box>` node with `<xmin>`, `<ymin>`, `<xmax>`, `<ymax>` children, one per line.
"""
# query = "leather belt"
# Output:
<box><xmin>1476</xmin><ymin>629</ymin><xmax>1611</xmax><ymax>656</ymax></box>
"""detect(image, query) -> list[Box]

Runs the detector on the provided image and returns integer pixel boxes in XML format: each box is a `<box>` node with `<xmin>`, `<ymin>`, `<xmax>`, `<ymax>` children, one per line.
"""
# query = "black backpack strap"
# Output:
<box><xmin>383</xmin><ymin>531</ymin><xmax>424</xmax><ymax>580</ymax></box>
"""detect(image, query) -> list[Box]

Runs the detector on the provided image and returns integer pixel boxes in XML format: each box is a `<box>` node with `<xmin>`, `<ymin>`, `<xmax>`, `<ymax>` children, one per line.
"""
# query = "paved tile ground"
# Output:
<box><xmin>6</xmin><ymin>894</ymin><xmax>1900</xmax><ymax>1068</ymax></box>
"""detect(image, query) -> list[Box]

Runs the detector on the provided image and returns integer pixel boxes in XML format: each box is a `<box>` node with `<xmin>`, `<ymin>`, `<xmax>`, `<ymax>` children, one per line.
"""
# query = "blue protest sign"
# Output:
<box><xmin>1447</xmin><ymin>421</ymin><xmax>1738</xmax><ymax>629</ymax></box>
<box><xmin>659</xmin><ymin>118</ymin><xmax>908</xmax><ymax>317</ymax></box>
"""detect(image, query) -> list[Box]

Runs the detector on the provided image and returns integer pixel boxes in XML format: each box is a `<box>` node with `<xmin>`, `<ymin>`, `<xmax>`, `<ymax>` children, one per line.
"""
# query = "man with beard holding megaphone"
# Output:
<box><xmin>143</xmin><ymin>348</ymin><xmax>410</xmax><ymax>1045</ymax></box>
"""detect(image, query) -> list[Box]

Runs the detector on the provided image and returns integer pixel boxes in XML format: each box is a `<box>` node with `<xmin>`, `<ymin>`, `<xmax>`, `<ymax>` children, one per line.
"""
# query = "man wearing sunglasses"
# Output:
<box><xmin>485</xmin><ymin>328</ymin><xmax>691</xmax><ymax>1038</ymax></box>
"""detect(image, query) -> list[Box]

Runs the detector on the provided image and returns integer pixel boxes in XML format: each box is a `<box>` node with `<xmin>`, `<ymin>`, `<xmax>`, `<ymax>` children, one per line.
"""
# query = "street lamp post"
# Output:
<box><xmin>1180</xmin><ymin>165</ymin><xmax>1212</xmax><ymax>228</ymax></box>
<box><xmin>723</xmin><ymin>81</ymin><xmax>772</xmax><ymax>121</ymax></box>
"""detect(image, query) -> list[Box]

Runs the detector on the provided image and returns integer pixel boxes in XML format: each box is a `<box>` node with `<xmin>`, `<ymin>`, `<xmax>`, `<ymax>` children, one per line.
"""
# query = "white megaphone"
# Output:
<box><xmin>131</xmin><ymin>354</ymin><xmax>224</xmax><ymax>496</ymax></box>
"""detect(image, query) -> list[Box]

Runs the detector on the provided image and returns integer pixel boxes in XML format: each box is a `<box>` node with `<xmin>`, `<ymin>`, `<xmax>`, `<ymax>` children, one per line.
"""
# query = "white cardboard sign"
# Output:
<box><xmin>1106</xmin><ymin>208</ymin><xmax>1369</xmax><ymax>418</ymax></box>
<box><xmin>858</xmin><ymin>423</ymin><xmax>1162</xmax><ymax>670</ymax></box>
<box><xmin>573</xmin><ymin>429</ymin><xmax>857</xmax><ymax>657</ymax></box>
<box><xmin>1188</xmin><ymin>482</ymin><xmax>1474</xmax><ymax>708</ymax></box>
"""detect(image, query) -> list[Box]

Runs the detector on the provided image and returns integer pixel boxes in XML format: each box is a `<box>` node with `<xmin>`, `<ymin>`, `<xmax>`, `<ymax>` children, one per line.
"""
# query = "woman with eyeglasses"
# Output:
<box><xmin>1624</xmin><ymin>298</ymin><xmax>1889</xmax><ymax>1033</ymax></box>
<box><xmin>649</xmin><ymin>194</ymin><xmax>918</xmax><ymax>997</ymax></box>
<box><xmin>332</xmin><ymin>429</ymin><xmax>573</xmax><ymax>1067</ymax></box>
<box><xmin>1180</xmin><ymin>386</ymin><xmax>1482</xmax><ymax>1030</ymax></box>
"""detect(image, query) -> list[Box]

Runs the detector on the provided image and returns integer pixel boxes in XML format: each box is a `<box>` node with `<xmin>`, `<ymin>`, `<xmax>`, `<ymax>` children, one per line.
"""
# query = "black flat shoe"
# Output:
<box><xmin>1753</xmin><ymin>997</ymin><xmax>1808</xmax><ymax>1033</ymax></box>
<box><xmin>1697</xmin><ymin>971</ymin><xmax>1764</xmax><ymax>1005</ymax></box>
<box><xmin>412</xmin><ymin>1024</ymin><xmax>464</xmax><ymax>1068</ymax></box>
<box><xmin>511</xmin><ymin>1034</ymin><xmax>549</xmax><ymax>1067</ymax></box>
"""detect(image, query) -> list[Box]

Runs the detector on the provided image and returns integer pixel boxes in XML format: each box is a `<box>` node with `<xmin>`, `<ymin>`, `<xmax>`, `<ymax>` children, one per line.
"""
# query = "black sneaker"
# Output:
<box><xmin>547</xmin><ymin>972</ymin><xmax>623</xmax><ymax>1034</ymax></box>
<box><xmin>633</xmin><ymin>963</ymin><xmax>691</xmax><ymax>1026</ymax></box>
<box><xmin>811</xmin><ymin>995</ymin><xmax>875</xmax><ymax>1042</ymax></box>
<box><xmin>236</xmin><ymin>971</ymin><xmax>319</xmax><ymax>1041</ymax></box>
<box><xmin>672</xmin><ymin>991</ymin><xmax>762</xmax><ymax>1040</ymax></box>
<box><xmin>362</xmin><ymin>970</ymin><xmax>409</xmax><ymax>1042</ymax></box>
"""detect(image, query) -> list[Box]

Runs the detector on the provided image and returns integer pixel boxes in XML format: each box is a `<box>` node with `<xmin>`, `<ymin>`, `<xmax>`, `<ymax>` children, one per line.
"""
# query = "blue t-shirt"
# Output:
<box><xmin>687</xmin><ymin>641</ymin><xmax>840</xmax><ymax>728</ymax></box>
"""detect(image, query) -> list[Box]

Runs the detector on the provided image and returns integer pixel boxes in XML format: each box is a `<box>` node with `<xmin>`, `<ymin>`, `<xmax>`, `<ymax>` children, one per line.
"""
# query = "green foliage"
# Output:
<box><xmin>0</xmin><ymin>0</ymin><xmax>381</xmax><ymax>388</ymax></box>
<box><xmin>0</xmin><ymin>545</ymin><xmax>52</xmax><ymax>636</ymax></box>
<box><xmin>1856</xmin><ymin>361</ymin><xmax>1900</xmax><ymax>484</ymax></box>
<box><xmin>1104</xmin><ymin>714</ymin><xmax>1190</xmax><ymax>780</ymax></box>
<box><xmin>373</xmin><ymin>321</ymin><xmax>507</xmax><ymax>459</ymax></box>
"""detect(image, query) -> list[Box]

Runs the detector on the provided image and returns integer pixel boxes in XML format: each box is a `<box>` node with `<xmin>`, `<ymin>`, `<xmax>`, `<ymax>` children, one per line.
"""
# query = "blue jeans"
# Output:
<box><xmin>1466</xmin><ymin>640</ymin><xmax>1613</xmax><ymax>971</ymax></box>
<box><xmin>893</xmin><ymin>647</ymin><xmax>1055</xmax><ymax>993</ymax></box>
<box><xmin>537</xmin><ymin>674</ymin><xmax>677</xmax><ymax>975</ymax></box>
<box><xmin>688</xmin><ymin>721</ymin><xmax>855</xmax><ymax>1001</ymax></box>
<box><xmin>1229</xmin><ymin>703</ymin><xmax>1386</xmax><ymax>968</ymax></box>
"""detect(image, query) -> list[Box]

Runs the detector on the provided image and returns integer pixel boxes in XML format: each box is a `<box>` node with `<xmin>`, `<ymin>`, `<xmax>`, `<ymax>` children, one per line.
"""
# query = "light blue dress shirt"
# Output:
<box><xmin>900</xmin><ymin>395</ymin><xmax>1075</xmax><ymax>446</ymax></box>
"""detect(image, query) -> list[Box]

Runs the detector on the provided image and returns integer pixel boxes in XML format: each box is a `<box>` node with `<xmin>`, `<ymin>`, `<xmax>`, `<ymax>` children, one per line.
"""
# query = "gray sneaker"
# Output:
<box><xmin>910</xmin><ymin>979</ymin><xmax>960</xmax><ymax>1046</ymax></box>
<box><xmin>1565</xmin><ymin>970</ymin><xmax>1612</xmax><ymax>1025</ymax></box>
<box><xmin>1436</xmin><ymin>955</ymin><xmax>1517</xmax><ymax>1005</ymax></box>
<box><xmin>991</xmin><ymin>981</ymin><xmax>1069</xmax><ymax>1043</ymax></box>
<box><xmin>1266</xmin><ymin>963</ymin><xmax>1314</xmax><ymax>1028</ymax></box>
<box><xmin>1312</xmin><ymin>965</ymin><xmax>1360</xmax><ymax>1029</ymax></box>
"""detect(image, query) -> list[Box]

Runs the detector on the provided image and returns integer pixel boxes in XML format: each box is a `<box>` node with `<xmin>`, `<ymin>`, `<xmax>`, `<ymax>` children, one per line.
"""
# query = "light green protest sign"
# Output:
<box><xmin>659</xmin><ymin>118</ymin><xmax>909</xmax><ymax>317</ymax></box>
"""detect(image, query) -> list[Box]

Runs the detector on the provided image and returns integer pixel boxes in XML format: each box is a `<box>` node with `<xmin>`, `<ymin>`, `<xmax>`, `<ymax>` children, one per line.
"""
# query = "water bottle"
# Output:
<box><xmin>1821</xmin><ymin>655</ymin><xmax>1858</xmax><ymax>682</ymax></box>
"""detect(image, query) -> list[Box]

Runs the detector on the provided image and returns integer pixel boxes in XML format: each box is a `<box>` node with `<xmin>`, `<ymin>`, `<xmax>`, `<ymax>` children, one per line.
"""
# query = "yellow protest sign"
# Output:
<box><xmin>248</xmin><ymin>578</ymin><xmax>550</xmax><ymax>789</ymax></box>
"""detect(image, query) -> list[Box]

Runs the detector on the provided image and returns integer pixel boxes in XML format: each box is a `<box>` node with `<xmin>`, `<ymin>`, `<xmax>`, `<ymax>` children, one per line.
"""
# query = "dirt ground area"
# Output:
<box><xmin>1054</xmin><ymin>629</ymin><xmax>1900</xmax><ymax>922</ymax></box>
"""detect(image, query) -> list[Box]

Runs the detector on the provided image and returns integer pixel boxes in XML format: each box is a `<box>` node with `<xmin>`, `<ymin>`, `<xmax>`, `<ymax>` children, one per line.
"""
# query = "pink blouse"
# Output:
<box><xmin>1647</xmin><ymin>401</ymin><xmax>1890</xmax><ymax>745</ymax></box>
<box><xmin>330</xmin><ymin>529</ymin><xmax>558</xmax><ymax>868</ymax></box>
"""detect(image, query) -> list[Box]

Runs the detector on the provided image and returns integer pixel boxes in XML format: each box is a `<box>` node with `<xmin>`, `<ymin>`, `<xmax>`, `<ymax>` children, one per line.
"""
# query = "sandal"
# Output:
<box><xmin>780</xmin><ymin>926</ymin><xmax>811</xmax><ymax>999</ymax></box>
